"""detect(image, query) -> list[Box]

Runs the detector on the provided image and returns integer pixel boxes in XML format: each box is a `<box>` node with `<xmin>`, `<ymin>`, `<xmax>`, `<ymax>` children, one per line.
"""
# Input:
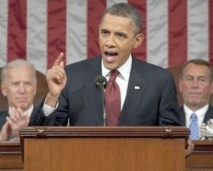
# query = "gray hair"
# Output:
<box><xmin>100</xmin><ymin>3</ymin><xmax>142</xmax><ymax>35</ymax></box>
<box><xmin>180</xmin><ymin>59</ymin><xmax>213</xmax><ymax>81</ymax></box>
<box><xmin>1</xmin><ymin>59</ymin><xmax>37</xmax><ymax>83</ymax></box>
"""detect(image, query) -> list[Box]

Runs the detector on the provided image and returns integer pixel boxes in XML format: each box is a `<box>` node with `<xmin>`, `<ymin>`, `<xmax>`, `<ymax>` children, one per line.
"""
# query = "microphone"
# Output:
<box><xmin>94</xmin><ymin>75</ymin><xmax>107</xmax><ymax>90</ymax></box>
<box><xmin>94</xmin><ymin>75</ymin><xmax>107</xmax><ymax>126</ymax></box>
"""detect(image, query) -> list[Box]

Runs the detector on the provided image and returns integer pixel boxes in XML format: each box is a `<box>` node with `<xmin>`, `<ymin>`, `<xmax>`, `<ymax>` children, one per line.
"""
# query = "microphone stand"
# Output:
<box><xmin>94</xmin><ymin>75</ymin><xmax>107</xmax><ymax>126</ymax></box>
<box><xmin>99</xmin><ymin>85</ymin><xmax>107</xmax><ymax>126</ymax></box>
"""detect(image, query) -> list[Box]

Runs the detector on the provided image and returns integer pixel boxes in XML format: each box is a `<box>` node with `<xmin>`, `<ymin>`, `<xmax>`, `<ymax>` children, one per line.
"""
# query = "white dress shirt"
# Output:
<box><xmin>102</xmin><ymin>55</ymin><xmax>132</xmax><ymax>110</ymax></box>
<box><xmin>184</xmin><ymin>104</ymin><xmax>208</xmax><ymax>138</ymax></box>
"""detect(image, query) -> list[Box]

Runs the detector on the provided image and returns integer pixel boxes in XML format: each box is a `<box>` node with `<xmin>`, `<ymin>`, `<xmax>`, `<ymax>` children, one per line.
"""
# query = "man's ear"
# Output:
<box><xmin>178</xmin><ymin>79</ymin><xmax>183</xmax><ymax>93</ymax></box>
<box><xmin>210</xmin><ymin>82</ymin><xmax>213</xmax><ymax>94</ymax></box>
<box><xmin>1</xmin><ymin>83</ymin><xmax>7</xmax><ymax>97</ymax></box>
<box><xmin>34</xmin><ymin>85</ymin><xmax>37</xmax><ymax>96</ymax></box>
<box><xmin>133</xmin><ymin>33</ymin><xmax>144</xmax><ymax>48</ymax></box>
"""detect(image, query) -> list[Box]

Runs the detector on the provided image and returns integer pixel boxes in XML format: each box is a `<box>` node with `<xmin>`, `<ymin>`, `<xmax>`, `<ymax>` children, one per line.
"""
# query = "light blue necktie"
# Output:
<box><xmin>189</xmin><ymin>113</ymin><xmax>199</xmax><ymax>140</ymax></box>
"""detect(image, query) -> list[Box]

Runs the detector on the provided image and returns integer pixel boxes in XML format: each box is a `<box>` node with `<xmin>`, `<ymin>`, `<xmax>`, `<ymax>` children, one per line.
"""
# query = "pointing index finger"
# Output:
<box><xmin>53</xmin><ymin>52</ymin><xmax>64</xmax><ymax>67</ymax></box>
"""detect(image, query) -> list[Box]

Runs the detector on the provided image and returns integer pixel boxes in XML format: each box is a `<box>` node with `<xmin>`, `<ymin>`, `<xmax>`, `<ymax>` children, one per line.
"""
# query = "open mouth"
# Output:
<box><xmin>104</xmin><ymin>51</ymin><xmax>118</xmax><ymax>62</ymax></box>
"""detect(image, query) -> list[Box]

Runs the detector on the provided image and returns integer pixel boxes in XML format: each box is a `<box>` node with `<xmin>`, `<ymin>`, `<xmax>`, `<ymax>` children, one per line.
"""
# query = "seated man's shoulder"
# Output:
<box><xmin>0</xmin><ymin>111</ymin><xmax>8</xmax><ymax>118</ymax></box>
<box><xmin>0</xmin><ymin>111</ymin><xmax>8</xmax><ymax>129</ymax></box>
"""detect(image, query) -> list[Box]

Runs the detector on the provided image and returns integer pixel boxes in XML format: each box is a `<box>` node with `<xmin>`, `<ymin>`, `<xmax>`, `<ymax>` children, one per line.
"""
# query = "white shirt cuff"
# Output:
<box><xmin>42</xmin><ymin>102</ymin><xmax>58</xmax><ymax>116</ymax></box>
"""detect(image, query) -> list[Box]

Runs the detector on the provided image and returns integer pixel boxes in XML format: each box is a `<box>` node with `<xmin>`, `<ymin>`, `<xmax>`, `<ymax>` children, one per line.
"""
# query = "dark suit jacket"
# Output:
<box><xmin>0</xmin><ymin>107</ymin><xmax>36</xmax><ymax>130</ymax></box>
<box><xmin>180</xmin><ymin>105</ymin><xmax>213</xmax><ymax>125</ymax></box>
<box><xmin>0</xmin><ymin>111</ymin><xmax>8</xmax><ymax>130</ymax></box>
<box><xmin>31</xmin><ymin>56</ymin><xmax>182</xmax><ymax>126</ymax></box>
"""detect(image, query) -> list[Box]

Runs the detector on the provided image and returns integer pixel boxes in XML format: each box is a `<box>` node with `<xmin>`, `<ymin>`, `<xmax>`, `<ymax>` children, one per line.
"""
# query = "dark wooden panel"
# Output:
<box><xmin>0</xmin><ymin>143</ymin><xmax>23</xmax><ymax>170</ymax></box>
<box><xmin>0</xmin><ymin>128</ymin><xmax>212</xmax><ymax>171</ymax></box>
<box><xmin>186</xmin><ymin>141</ymin><xmax>213</xmax><ymax>171</ymax></box>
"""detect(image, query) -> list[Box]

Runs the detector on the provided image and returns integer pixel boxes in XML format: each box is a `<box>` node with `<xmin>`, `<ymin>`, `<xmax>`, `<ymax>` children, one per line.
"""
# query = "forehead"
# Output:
<box><xmin>7</xmin><ymin>67</ymin><xmax>34</xmax><ymax>79</ymax></box>
<box><xmin>183</xmin><ymin>63</ymin><xmax>211</xmax><ymax>76</ymax></box>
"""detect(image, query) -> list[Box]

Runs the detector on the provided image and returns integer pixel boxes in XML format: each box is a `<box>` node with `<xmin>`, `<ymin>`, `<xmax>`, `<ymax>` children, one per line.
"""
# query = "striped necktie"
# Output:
<box><xmin>189</xmin><ymin>113</ymin><xmax>199</xmax><ymax>140</ymax></box>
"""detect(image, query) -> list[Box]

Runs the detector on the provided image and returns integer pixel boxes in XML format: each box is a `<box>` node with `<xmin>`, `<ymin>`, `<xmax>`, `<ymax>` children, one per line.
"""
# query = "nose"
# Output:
<box><xmin>191</xmin><ymin>80</ymin><xmax>199</xmax><ymax>87</ymax></box>
<box><xmin>18</xmin><ymin>84</ymin><xmax>26</xmax><ymax>93</ymax></box>
<box><xmin>105</xmin><ymin>35</ymin><xmax>116</xmax><ymax>47</ymax></box>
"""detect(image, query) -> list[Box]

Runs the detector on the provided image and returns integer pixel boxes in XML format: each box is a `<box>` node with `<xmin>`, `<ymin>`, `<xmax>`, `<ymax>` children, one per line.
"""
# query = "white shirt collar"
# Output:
<box><xmin>102</xmin><ymin>54</ymin><xmax>132</xmax><ymax>80</ymax></box>
<box><xmin>184</xmin><ymin>104</ymin><xmax>209</xmax><ymax>138</ymax></box>
<box><xmin>183</xmin><ymin>104</ymin><xmax>209</xmax><ymax>117</ymax></box>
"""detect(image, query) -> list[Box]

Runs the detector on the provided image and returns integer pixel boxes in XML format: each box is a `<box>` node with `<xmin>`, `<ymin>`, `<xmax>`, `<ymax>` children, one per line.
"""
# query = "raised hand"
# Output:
<box><xmin>7</xmin><ymin>107</ymin><xmax>30</xmax><ymax>139</ymax></box>
<box><xmin>45</xmin><ymin>52</ymin><xmax>67</xmax><ymax>107</ymax></box>
<box><xmin>0</xmin><ymin>107</ymin><xmax>30</xmax><ymax>141</ymax></box>
<box><xmin>0</xmin><ymin>122</ymin><xmax>11</xmax><ymax>141</ymax></box>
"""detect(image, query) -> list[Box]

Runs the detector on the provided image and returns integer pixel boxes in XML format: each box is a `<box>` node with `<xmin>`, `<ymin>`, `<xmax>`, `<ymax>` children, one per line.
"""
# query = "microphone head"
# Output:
<box><xmin>94</xmin><ymin>75</ymin><xmax>107</xmax><ymax>89</ymax></box>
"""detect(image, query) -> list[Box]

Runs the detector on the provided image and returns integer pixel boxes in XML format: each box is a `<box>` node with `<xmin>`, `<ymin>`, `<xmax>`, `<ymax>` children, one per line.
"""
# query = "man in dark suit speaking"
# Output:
<box><xmin>31</xmin><ymin>3</ymin><xmax>181</xmax><ymax>127</ymax></box>
<box><xmin>31</xmin><ymin>2</ymin><xmax>194</xmax><ymax>157</ymax></box>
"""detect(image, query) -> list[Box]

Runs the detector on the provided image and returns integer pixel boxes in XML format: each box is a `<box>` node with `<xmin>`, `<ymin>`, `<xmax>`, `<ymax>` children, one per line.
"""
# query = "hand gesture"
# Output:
<box><xmin>0</xmin><ymin>107</ymin><xmax>30</xmax><ymax>141</ymax></box>
<box><xmin>0</xmin><ymin>122</ymin><xmax>11</xmax><ymax>141</ymax></box>
<box><xmin>46</xmin><ymin>52</ymin><xmax>67</xmax><ymax>107</ymax></box>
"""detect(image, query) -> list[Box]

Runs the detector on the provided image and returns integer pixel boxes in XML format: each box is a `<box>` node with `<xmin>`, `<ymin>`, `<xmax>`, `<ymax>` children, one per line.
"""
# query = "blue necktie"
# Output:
<box><xmin>189</xmin><ymin>113</ymin><xmax>199</xmax><ymax>140</ymax></box>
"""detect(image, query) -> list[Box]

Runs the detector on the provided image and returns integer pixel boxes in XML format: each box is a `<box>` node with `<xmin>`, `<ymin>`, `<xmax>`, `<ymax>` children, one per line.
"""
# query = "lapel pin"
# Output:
<box><xmin>134</xmin><ymin>86</ymin><xmax>140</xmax><ymax>90</ymax></box>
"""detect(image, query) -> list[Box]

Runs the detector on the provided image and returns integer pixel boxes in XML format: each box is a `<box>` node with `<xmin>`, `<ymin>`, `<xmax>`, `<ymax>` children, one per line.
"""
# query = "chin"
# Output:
<box><xmin>17</xmin><ymin>104</ymin><xmax>27</xmax><ymax>109</ymax></box>
<box><xmin>104</xmin><ymin>63</ymin><xmax>116</xmax><ymax>70</ymax></box>
<box><xmin>189</xmin><ymin>101</ymin><xmax>201</xmax><ymax>106</ymax></box>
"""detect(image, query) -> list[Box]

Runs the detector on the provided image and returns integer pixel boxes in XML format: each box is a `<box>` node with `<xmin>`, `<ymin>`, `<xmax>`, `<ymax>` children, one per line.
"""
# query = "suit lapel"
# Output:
<box><xmin>180</xmin><ymin>107</ymin><xmax>186</xmax><ymax>125</ymax></box>
<box><xmin>84</xmin><ymin>57</ymin><xmax>104</xmax><ymax>125</ymax></box>
<box><xmin>118</xmin><ymin>59</ymin><xmax>147</xmax><ymax>125</ymax></box>
<box><xmin>203</xmin><ymin>105</ymin><xmax>213</xmax><ymax>123</ymax></box>
<box><xmin>29</xmin><ymin>107</ymin><xmax>36</xmax><ymax>126</ymax></box>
